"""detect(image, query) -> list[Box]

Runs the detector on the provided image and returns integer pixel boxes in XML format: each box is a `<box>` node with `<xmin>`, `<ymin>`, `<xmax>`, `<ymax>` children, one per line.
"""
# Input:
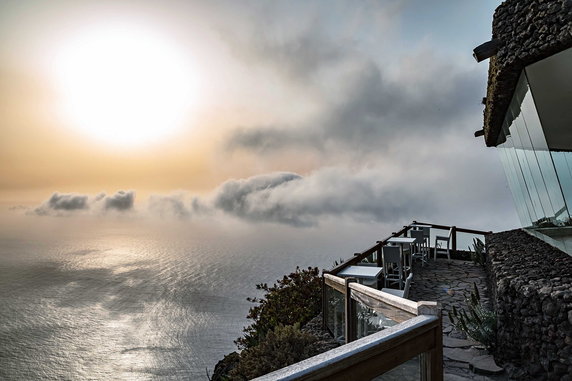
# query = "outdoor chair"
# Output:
<box><xmin>420</xmin><ymin>226</ymin><xmax>430</xmax><ymax>251</ymax></box>
<box><xmin>382</xmin><ymin>245</ymin><xmax>403</xmax><ymax>289</ymax></box>
<box><xmin>382</xmin><ymin>273</ymin><xmax>413</xmax><ymax>299</ymax></box>
<box><xmin>434</xmin><ymin>227</ymin><xmax>452</xmax><ymax>261</ymax></box>
<box><xmin>409</xmin><ymin>229</ymin><xmax>429</xmax><ymax>266</ymax></box>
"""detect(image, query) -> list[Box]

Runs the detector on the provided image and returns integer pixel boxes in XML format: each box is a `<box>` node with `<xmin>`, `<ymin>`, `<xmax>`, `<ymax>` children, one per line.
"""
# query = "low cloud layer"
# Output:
<box><xmin>32</xmin><ymin>190</ymin><xmax>135</xmax><ymax>216</ymax></box>
<box><xmin>24</xmin><ymin>164</ymin><xmax>517</xmax><ymax>232</ymax></box>
<box><xmin>148</xmin><ymin>194</ymin><xmax>190</xmax><ymax>219</ymax></box>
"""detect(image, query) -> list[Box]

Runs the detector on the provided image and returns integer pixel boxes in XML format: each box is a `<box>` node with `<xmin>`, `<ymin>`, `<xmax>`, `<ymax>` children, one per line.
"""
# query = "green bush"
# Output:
<box><xmin>448</xmin><ymin>282</ymin><xmax>496</xmax><ymax>350</ymax></box>
<box><xmin>235</xmin><ymin>266</ymin><xmax>321</xmax><ymax>350</ymax></box>
<box><xmin>229</xmin><ymin>324</ymin><xmax>321</xmax><ymax>380</ymax></box>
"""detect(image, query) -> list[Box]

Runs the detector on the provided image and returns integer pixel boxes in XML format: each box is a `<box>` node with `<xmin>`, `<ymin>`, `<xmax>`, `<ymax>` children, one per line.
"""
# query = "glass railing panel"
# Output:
<box><xmin>351</xmin><ymin>288</ymin><xmax>416</xmax><ymax>340</ymax></box>
<box><xmin>325</xmin><ymin>284</ymin><xmax>345</xmax><ymax>343</ymax></box>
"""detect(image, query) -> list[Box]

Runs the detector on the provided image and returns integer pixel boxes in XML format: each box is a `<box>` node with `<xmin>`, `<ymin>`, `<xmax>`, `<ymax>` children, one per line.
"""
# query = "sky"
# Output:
<box><xmin>0</xmin><ymin>0</ymin><xmax>519</xmax><ymax>232</ymax></box>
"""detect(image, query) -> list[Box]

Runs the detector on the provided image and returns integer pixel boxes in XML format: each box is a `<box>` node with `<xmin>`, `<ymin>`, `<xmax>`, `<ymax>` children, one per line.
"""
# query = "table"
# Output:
<box><xmin>387</xmin><ymin>237</ymin><xmax>418</xmax><ymax>273</ymax></box>
<box><xmin>338</xmin><ymin>265</ymin><xmax>384</xmax><ymax>280</ymax></box>
<box><xmin>387</xmin><ymin>237</ymin><xmax>417</xmax><ymax>245</ymax></box>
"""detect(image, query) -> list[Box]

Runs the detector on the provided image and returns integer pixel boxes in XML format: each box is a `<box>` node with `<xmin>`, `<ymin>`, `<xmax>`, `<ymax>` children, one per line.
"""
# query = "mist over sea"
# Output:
<box><xmin>0</xmin><ymin>212</ymin><xmax>387</xmax><ymax>380</ymax></box>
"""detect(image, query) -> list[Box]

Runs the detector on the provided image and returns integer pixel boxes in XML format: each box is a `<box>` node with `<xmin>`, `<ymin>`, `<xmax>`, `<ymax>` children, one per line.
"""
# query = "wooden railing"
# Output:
<box><xmin>329</xmin><ymin>221</ymin><xmax>492</xmax><ymax>276</ymax></box>
<box><xmin>255</xmin><ymin>273</ymin><xmax>443</xmax><ymax>381</ymax></box>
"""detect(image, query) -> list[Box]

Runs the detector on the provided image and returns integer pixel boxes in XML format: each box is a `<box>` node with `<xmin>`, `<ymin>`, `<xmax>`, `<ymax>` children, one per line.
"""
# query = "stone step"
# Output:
<box><xmin>444</xmin><ymin>374</ymin><xmax>472</xmax><ymax>381</ymax></box>
<box><xmin>443</xmin><ymin>347</ymin><xmax>482</xmax><ymax>363</ymax></box>
<box><xmin>469</xmin><ymin>355</ymin><xmax>504</xmax><ymax>375</ymax></box>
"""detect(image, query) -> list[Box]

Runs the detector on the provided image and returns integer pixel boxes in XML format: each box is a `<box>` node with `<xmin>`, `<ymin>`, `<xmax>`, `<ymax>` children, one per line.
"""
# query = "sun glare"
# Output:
<box><xmin>52</xmin><ymin>23</ymin><xmax>197</xmax><ymax>146</ymax></box>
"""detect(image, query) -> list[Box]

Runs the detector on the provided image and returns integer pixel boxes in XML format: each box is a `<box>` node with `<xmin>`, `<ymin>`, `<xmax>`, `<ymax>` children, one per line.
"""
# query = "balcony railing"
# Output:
<box><xmin>254</xmin><ymin>272</ymin><xmax>443</xmax><ymax>380</ymax></box>
<box><xmin>252</xmin><ymin>221</ymin><xmax>491</xmax><ymax>380</ymax></box>
<box><xmin>329</xmin><ymin>221</ymin><xmax>492</xmax><ymax>276</ymax></box>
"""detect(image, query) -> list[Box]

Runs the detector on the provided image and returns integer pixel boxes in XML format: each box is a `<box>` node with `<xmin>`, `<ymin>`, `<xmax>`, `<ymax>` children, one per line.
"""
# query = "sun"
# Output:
<box><xmin>52</xmin><ymin>22</ymin><xmax>197</xmax><ymax>146</ymax></box>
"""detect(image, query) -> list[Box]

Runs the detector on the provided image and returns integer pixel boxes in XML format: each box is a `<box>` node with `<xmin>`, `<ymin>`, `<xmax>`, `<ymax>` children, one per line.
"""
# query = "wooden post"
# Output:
<box><xmin>344</xmin><ymin>278</ymin><xmax>357</xmax><ymax>343</ymax></box>
<box><xmin>417</xmin><ymin>302</ymin><xmax>443</xmax><ymax>381</ymax></box>
<box><xmin>429</xmin><ymin>318</ymin><xmax>444</xmax><ymax>381</ymax></box>
<box><xmin>322</xmin><ymin>273</ymin><xmax>327</xmax><ymax>330</ymax></box>
<box><xmin>451</xmin><ymin>226</ymin><xmax>457</xmax><ymax>258</ymax></box>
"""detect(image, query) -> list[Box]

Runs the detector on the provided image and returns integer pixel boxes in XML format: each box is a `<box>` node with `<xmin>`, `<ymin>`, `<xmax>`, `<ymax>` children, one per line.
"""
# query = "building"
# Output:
<box><xmin>475</xmin><ymin>0</ymin><xmax>572</xmax><ymax>253</ymax></box>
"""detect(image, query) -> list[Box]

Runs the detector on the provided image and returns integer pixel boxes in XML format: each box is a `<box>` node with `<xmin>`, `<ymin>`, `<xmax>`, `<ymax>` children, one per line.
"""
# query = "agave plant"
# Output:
<box><xmin>448</xmin><ymin>282</ymin><xmax>496</xmax><ymax>350</ymax></box>
<box><xmin>468</xmin><ymin>237</ymin><xmax>486</xmax><ymax>266</ymax></box>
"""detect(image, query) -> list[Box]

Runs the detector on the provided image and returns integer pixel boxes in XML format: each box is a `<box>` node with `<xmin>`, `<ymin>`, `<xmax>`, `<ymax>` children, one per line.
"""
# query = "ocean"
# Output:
<box><xmin>0</xmin><ymin>213</ymin><xmax>386</xmax><ymax>380</ymax></box>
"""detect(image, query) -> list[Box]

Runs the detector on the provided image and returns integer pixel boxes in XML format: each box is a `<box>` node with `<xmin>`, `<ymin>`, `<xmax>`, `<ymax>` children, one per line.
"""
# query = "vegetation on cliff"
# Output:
<box><xmin>211</xmin><ymin>266</ymin><xmax>323</xmax><ymax>380</ymax></box>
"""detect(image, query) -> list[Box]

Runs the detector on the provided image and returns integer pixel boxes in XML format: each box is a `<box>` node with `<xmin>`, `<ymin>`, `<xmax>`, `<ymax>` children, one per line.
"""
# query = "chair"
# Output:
<box><xmin>382</xmin><ymin>245</ymin><xmax>403</xmax><ymax>289</ymax></box>
<box><xmin>382</xmin><ymin>273</ymin><xmax>413</xmax><ymax>299</ymax></box>
<box><xmin>434</xmin><ymin>227</ymin><xmax>452</xmax><ymax>261</ymax></box>
<box><xmin>410</xmin><ymin>229</ymin><xmax>428</xmax><ymax>266</ymax></box>
<box><xmin>420</xmin><ymin>226</ymin><xmax>431</xmax><ymax>251</ymax></box>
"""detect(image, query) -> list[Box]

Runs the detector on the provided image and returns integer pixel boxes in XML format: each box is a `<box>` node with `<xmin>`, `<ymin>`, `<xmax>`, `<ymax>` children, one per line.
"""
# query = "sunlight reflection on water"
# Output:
<box><xmin>0</xmin><ymin>215</ymin><xmax>385</xmax><ymax>380</ymax></box>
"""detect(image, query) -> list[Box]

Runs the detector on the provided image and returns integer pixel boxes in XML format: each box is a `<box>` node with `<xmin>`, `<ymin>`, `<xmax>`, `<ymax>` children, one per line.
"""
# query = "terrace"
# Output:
<box><xmin>254</xmin><ymin>221</ymin><xmax>501</xmax><ymax>381</ymax></box>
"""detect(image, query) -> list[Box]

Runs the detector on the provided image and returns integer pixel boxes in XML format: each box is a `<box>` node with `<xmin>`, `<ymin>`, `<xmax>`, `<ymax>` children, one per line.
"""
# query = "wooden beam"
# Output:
<box><xmin>473</xmin><ymin>39</ymin><xmax>500</xmax><ymax>62</ymax></box>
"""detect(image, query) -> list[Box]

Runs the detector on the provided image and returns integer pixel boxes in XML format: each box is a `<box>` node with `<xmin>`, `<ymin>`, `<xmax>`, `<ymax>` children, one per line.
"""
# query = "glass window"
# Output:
<box><xmin>551</xmin><ymin>151</ymin><xmax>572</xmax><ymax>223</ymax></box>
<box><xmin>520</xmin><ymin>83</ymin><xmax>569</xmax><ymax>223</ymax></box>
<box><xmin>495</xmin><ymin>72</ymin><xmax>570</xmax><ymax>227</ymax></box>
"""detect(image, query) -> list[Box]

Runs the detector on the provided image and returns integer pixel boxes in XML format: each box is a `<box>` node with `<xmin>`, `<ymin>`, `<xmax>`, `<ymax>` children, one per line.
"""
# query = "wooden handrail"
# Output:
<box><xmin>412</xmin><ymin>221</ymin><xmax>493</xmax><ymax>236</ymax></box>
<box><xmin>253</xmin><ymin>314</ymin><xmax>443</xmax><ymax>381</ymax></box>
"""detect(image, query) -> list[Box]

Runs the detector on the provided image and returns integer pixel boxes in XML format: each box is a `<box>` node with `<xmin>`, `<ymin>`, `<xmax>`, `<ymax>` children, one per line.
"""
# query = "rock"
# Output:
<box><xmin>542</xmin><ymin>299</ymin><xmax>559</xmax><ymax>316</ymax></box>
<box><xmin>469</xmin><ymin>355</ymin><xmax>505</xmax><ymax>375</ymax></box>
<box><xmin>443</xmin><ymin>336</ymin><xmax>478</xmax><ymax>348</ymax></box>
<box><xmin>444</xmin><ymin>374</ymin><xmax>473</xmax><ymax>381</ymax></box>
<box><xmin>211</xmin><ymin>351</ymin><xmax>240</xmax><ymax>381</ymax></box>
<box><xmin>443</xmin><ymin>347</ymin><xmax>481</xmax><ymax>363</ymax></box>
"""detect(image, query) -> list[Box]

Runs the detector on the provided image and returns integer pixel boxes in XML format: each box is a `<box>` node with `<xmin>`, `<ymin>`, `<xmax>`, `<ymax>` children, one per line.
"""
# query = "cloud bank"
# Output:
<box><xmin>25</xmin><ymin>164</ymin><xmax>516</xmax><ymax>232</ymax></box>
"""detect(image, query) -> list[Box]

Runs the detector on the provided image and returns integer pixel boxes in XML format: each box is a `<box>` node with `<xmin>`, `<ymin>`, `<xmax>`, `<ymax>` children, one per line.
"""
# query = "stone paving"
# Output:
<box><xmin>408</xmin><ymin>259</ymin><xmax>508</xmax><ymax>381</ymax></box>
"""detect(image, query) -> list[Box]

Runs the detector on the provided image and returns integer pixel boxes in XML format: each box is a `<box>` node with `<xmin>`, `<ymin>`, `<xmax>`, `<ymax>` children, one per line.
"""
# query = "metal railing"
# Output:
<box><xmin>329</xmin><ymin>221</ymin><xmax>492</xmax><ymax>276</ymax></box>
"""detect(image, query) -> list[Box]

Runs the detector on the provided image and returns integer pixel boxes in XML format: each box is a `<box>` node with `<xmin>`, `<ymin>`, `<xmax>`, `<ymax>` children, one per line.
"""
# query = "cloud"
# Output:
<box><xmin>48</xmin><ymin>192</ymin><xmax>89</xmax><ymax>211</ymax></box>
<box><xmin>31</xmin><ymin>190</ymin><xmax>135</xmax><ymax>216</ymax></box>
<box><xmin>218</xmin><ymin>1</ymin><xmax>483</xmax><ymax>158</ymax></box>
<box><xmin>104</xmin><ymin>190</ymin><xmax>135</xmax><ymax>211</ymax></box>
<box><xmin>196</xmin><ymin>169</ymin><xmax>432</xmax><ymax>227</ymax></box>
<box><xmin>226</xmin><ymin>54</ymin><xmax>482</xmax><ymax>155</ymax></box>
<box><xmin>148</xmin><ymin>194</ymin><xmax>190</xmax><ymax>219</ymax></box>
<box><xmin>24</xmin><ymin>162</ymin><xmax>517</xmax><ymax>231</ymax></box>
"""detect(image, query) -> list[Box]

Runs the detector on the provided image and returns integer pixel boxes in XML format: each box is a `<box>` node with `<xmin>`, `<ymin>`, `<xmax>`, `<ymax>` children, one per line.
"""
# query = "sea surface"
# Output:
<box><xmin>0</xmin><ymin>213</ymin><xmax>386</xmax><ymax>380</ymax></box>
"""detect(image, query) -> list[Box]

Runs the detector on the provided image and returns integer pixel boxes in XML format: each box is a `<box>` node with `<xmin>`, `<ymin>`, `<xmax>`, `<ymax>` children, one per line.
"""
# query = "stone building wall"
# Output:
<box><xmin>483</xmin><ymin>0</ymin><xmax>572</xmax><ymax>146</ymax></box>
<box><xmin>486</xmin><ymin>229</ymin><xmax>572</xmax><ymax>380</ymax></box>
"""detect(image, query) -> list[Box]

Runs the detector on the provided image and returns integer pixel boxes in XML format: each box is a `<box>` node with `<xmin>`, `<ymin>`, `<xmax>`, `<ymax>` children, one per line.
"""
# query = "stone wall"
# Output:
<box><xmin>486</xmin><ymin>229</ymin><xmax>572</xmax><ymax>380</ymax></box>
<box><xmin>483</xmin><ymin>0</ymin><xmax>572</xmax><ymax>146</ymax></box>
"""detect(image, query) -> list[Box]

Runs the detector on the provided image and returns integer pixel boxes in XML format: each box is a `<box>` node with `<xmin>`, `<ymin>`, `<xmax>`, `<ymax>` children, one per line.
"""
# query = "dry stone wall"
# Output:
<box><xmin>486</xmin><ymin>229</ymin><xmax>572</xmax><ymax>380</ymax></box>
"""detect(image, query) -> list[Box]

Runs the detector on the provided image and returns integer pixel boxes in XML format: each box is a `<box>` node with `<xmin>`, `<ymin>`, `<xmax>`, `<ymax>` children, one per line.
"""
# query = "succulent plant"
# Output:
<box><xmin>448</xmin><ymin>282</ymin><xmax>496</xmax><ymax>350</ymax></box>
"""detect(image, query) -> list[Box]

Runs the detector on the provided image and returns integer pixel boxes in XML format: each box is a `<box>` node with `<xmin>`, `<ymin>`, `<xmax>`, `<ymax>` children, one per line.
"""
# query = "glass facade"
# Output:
<box><xmin>496</xmin><ymin>48</ymin><xmax>572</xmax><ymax>228</ymax></box>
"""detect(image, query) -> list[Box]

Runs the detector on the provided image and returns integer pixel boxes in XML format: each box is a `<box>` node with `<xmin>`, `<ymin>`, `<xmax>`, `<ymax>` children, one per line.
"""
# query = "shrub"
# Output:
<box><xmin>468</xmin><ymin>237</ymin><xmax>486</xmax><ymax>266</ymax></box>
<box><xmin>448</xmin><ymin>282</ymin><xmax>496</xmax><ymax>350</ymax></box>
<box><xmin>235</xmin><ymin>266</ymin><xmax>322</xmax><ymax>350</ymax></box>
<box><xmin>229</xmin><ymin>324</ymin><xmax>321</xmax><ymax>380</ymax></box>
